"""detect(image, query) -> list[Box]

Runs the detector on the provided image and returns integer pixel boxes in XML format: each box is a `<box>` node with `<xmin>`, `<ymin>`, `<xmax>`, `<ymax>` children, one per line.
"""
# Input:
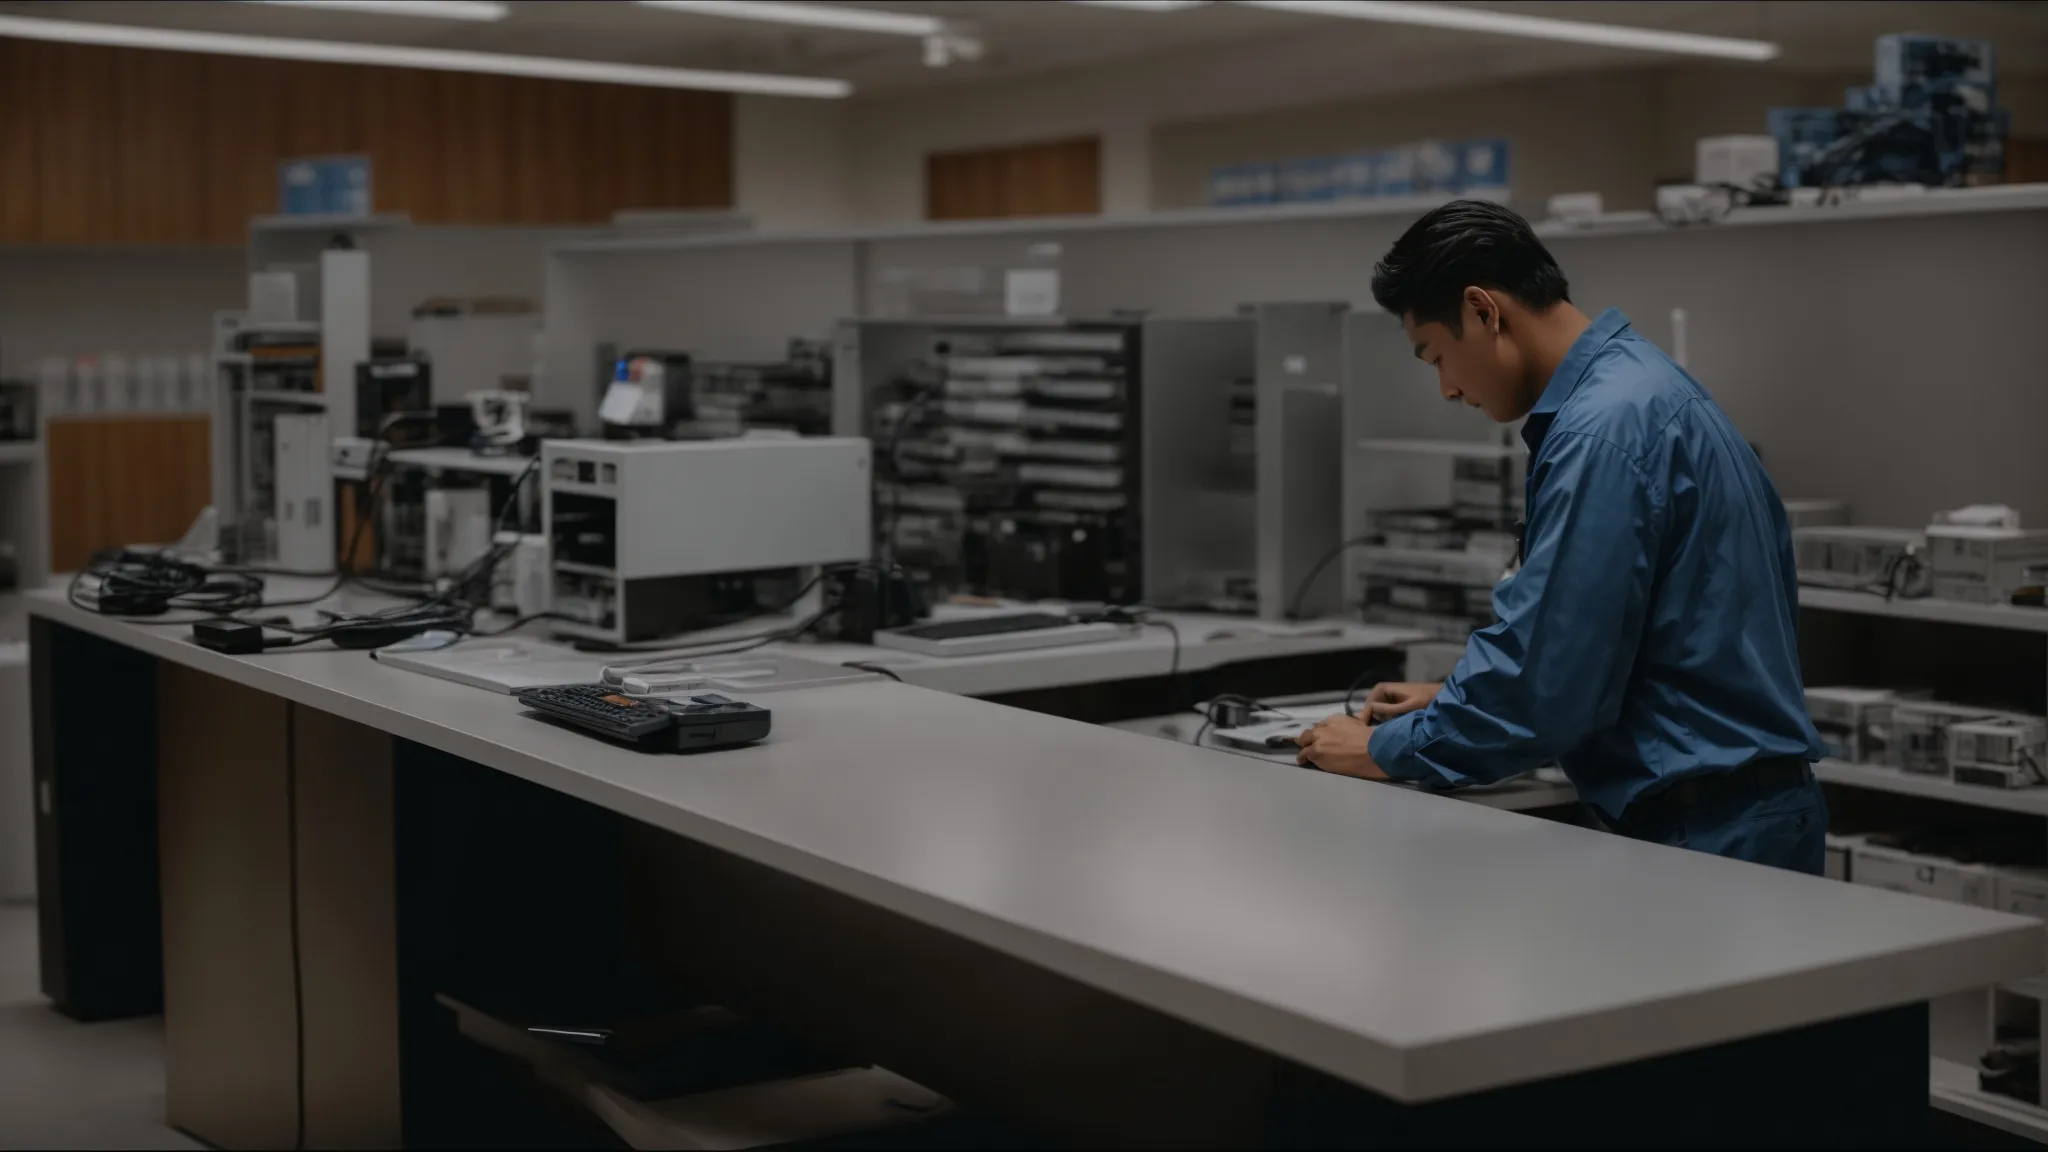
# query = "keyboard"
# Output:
<box><xmin>872</xmin><ymin>612</ymin><xmax>1125</xmax><ymax>658</ymax></box>
<box><xmin>516</xmin><ymin>684</ymin><xmax>772</xmax><ymax>752</ymax></box>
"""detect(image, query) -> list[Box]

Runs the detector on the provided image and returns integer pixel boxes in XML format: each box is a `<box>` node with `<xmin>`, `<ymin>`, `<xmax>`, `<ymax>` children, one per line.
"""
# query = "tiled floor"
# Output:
<box><xmin>0</xmin><ymin>902</ymin><xmax>199</xmax><ymax>1150</ymax></box>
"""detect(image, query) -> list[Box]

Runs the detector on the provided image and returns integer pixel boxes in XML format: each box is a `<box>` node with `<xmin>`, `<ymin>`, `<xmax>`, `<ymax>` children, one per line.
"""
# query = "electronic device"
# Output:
<box><xmin>599</xmin><ymin>353</ymin><xmax>694</xmax><ymax>438</ymax></box>
<box><xmin>1805</xmin><ymin>686</ymin><xmax>1913</xmax><ymax>764</ymax></box>
<box><xmin>871</xmin><ymin>611</ymin><xmax>1122</xmax><ymax>657</ymax></box>
<box><xmin>1890</xmin><ymin>700</ymin><xmax>1999</xmax><ymax>776</ymax></box>
<box><xmin>1794</xmin><ymin>526</ymin><xmax>1926</xmax><ymax>593</ymax></box>
<box><xmin>853</xmin><ymin>321</ymin><xmax>1143</xmax><ymax>606</ymax></box>
<box><xmin>515</xmin><ymin>684</ymin><xmax>771</xmax><ymax>752</ymax></box>
<box><xmin>468</xmin><ymin>389</ymin><xmax>529</xmax><ymax>455</ymax></box>
<box><xmin>543</xmin><ymin>438</ymin><xmax>872</xmax><ymax>645</ymax></box>
<box><xmin>821</xmin><ymin>566</ymin><xmax>928</xmax><ymax>644</ymax></box>
<box><xmin>354</xmin><ymin>356</ymin><xmax>431</xmax><ymax>439</ymax></box>
<box><xmin>273</xmin><ymin>410</ymin><xmax>334</xmax><ymax>572</ymax></box>
<box><xmin>1695</xmin><ymin>134</ymin><xmax>1780</xmax><ymax>191</ymax></box>
<box><xmin>1924</xmin><ymin>510</ymin><xmax>2048</xmax><ymax>605</ymax></box>
<box><xmin>1948</xmin><ymin>716</ymin><xmax>2047</xmax><ymax>789</ymax></box>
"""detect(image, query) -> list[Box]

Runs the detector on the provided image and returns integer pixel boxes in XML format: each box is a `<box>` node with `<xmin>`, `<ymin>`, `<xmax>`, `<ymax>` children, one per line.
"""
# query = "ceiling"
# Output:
<box><xmin>0</xmin><ymin>0</ymin><xmax>2043</xmax><ymax>97</ymax></box>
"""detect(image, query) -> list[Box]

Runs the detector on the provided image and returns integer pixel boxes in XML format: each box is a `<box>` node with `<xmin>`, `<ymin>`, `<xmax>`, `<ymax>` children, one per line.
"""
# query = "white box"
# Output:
<box><xmin>1794</xmin><ymin>526</ymin><xmax>1924</xmax><ymax>591</ymax></box>
<box><xmin>1995</xmin><ymin>868</ymin><xmax>2048</xmax><ymax>921</ymax></box>
<box><xmin>1949</xmin><ymin>716</ymin><xmax>2047</xmax><ymax>790</ymax></box>
<box><xmin>425</xmin><ymin>487</ymin><xmax>492</xmax><ymax>579</ymax></box>
<box><xmin>1851</xmin><ymin>844</ymin><xmax>1996</xmax><ymax>907</ymax></box>
<box><xmin>273</xmin><ymin>411</ymin><xmax>334</xmax><ymax>572</ymax></box>
<box><xmin>1823</xmin><ymin>833</ymin><xmax>1860</xmax><ymax>882</ymax></box>
<box><xmin>1805</xmin><ymin>686</ymin><xmax>1903</xmax><ymax>764</ymax></box>
<box><xmin>1696</xmin><ymin>134</ymin><xmax>1780</xmax><ymax>190</ymax></box>
<box><xmin>249</xmin><ymin>270</ymin><xmax>298</xmax><ymax>324</ymax></box>
<box><xmin>1890</xmin><ymin>700</ymin><xmax>1999</xmax><ymax>775</ymax></box>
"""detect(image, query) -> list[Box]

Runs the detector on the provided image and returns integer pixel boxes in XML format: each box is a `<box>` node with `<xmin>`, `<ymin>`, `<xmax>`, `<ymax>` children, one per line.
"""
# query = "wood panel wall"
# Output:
<box><xmin>926</xmin><ymin>137</ymin><xmax>1102</xmax><ymax>221</ymax></box>
<box><xmin>0</xmin><ymin>38</ymin><xmax>733</xmax><ymax>245</ymax></box>
<box><xmin>47</xmin><ymin>415</ymin><xmax>212</xmax><ymax>572</ymax></box>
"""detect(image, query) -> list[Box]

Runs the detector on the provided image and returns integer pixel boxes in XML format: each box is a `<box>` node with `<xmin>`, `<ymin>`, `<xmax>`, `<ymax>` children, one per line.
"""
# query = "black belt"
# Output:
<box><xmin>1615</xmin><ymin>757</ymin><xmax>1815</xmax><ymax>831</ymax></box>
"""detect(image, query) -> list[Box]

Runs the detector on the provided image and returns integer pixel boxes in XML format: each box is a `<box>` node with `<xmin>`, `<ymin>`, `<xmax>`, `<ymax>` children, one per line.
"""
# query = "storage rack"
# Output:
<box><xmin>840</xmin><ymin>319</ymin><xmax>1143</xmax><ymax>605</ymax></box>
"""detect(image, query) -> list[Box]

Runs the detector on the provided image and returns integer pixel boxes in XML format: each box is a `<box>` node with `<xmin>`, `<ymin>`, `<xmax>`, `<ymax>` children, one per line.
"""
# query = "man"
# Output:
<box><xmin>1294</xmin><ymin>200</ymin><xmax>1829</xmax><ymax>874</ymax></box>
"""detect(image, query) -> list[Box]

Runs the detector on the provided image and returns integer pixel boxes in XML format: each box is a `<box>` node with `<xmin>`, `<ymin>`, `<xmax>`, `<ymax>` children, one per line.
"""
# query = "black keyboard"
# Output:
<box><xmin>887</xmin><ymin>612</ymin><xmax>1074</xmax><ymax>642</ymax></box>
<box><xmin>517</xmin><ymin>685</ymin><xmax>772</xmax><ymax>752</ymax></box>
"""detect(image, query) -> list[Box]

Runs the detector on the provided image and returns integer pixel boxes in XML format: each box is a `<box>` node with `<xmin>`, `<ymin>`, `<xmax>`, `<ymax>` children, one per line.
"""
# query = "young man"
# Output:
<box><xmin>1294</xmin><ymin>200</ymin><xmax>1829</xmax><ymax>874</ymax></box>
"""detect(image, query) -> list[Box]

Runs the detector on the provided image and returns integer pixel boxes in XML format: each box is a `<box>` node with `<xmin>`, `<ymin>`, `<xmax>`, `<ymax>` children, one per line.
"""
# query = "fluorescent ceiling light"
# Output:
<box><xmin>0</xmin><ymin>12</ymin><xmax>851</xmax><ymax>97</ymax></box>
<box><xmin>1064</xmin><ymin>1</ymin><xmax>1212</xmax><ymax>10</ymax></box>
<box><xmin>1232</xmin><ymin>0</ymin><xmax>1780</xmax><ymax>62</ymax></box>
<box><xmin>235</xmin><ymin>1</ymin><xmax>509</xmax><ymax>21</ymax></box>
<box><xmin>635</xmin><ymin>1</ymin><xmax>943</xmax><ymax>37</ymax></box>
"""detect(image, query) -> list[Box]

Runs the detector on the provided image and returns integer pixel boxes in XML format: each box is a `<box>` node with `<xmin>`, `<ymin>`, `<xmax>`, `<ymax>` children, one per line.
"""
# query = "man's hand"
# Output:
<box><xmin>1295</xmin><ymin>714</ymin><xmax>1388</xmax><ymax>779</ymax></box>
<box><xmin>1361</xmin><ymin>680</ymin><xmax>1443</xmax><ymax>723</ymax></box>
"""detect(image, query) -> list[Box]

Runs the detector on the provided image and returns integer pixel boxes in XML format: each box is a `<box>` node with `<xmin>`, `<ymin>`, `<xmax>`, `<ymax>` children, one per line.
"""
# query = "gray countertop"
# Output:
<box><xmin>27</xmin><ymin>591</ymin><xmax>2044</xmax><ymax>1102</ymax></box>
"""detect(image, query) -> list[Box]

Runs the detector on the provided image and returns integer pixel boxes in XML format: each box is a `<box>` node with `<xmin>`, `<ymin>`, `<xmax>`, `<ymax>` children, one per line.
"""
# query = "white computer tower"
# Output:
<box><xmin>274</xmin><ymin>411</ymin><xmax>334</xmax><ymax>572</ymax></box>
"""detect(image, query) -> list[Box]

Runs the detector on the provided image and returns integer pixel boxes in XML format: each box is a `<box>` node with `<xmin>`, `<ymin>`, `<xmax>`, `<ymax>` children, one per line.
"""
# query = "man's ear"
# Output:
<box><xmin>1462</xmin><ymin>286</ymin><xmax>1500</xmax><ymax>336</ymax></box>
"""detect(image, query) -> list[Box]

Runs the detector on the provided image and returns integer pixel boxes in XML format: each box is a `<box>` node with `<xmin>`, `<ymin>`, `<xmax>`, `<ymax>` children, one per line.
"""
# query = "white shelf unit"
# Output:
<box><xmin>1801</xmin><ymin>586</ymin><xmax>2048</xmax><ymax>634</ymax></box>
<box><xmin>1815</xmin><ymin>759</ymin><xmax>2048</xmax><ymax>818</ymax></box>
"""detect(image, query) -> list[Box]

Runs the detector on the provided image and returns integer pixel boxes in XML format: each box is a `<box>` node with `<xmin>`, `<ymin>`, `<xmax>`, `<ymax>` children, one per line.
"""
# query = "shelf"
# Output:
<box><xmin>1799</xmin><ymin>586</ymin><xmax>2048</xmax><ymax>634</ymax></box>
<box><xmin>1997</xmin><ymin>975</ymin><xmax>2048</xmax><ymax>1000</ymax></box>
<box><xmin>551</xmin><ymin>191</ymin><xmax>1511</xmax><ymax>256</ymax></box>
<box><xmin>1535</xmin><ymin>183</ymin><xmax>2048</xmax><ymax>242</ymax></box>
<box><xmin>243</xmin><ymin>390</ymin><xmax>328</xmax><ymax>407</ymax></box>
<box><xmin>249</xmin><ymin>212</ymin><xmax>410</xmax><ymax>233</ymax></box>
<box><xmin>0</xmin><ymin>441</ymin><xmax>39</xmax><ymax>465</ymax></box>
<box><xmin>1355</xmin><ymin>438</ymin><xmax>1526</xmax><ymax>458</ymax></box>
<box><xmin>1930</xmin><ymin>1055</ymin><xmax>2048</xmax><ymax>1143</ymax></box>
<box><xmin>551</xmin><ymin>560</ymin><xmax>616</xmax><ymax>578</ymax></box>
<box><xmin>1814</xmin><ymin>758</ymin><xmax>2048</xmax><ymax>817</ymax></box>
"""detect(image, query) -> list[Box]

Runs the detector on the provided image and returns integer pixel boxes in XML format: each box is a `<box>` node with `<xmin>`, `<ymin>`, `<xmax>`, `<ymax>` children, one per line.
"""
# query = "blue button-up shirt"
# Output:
<box><xmin>1368</xmin><ymin>308</ymin><xmax>1825</xmax><ymax>821</ymax></box>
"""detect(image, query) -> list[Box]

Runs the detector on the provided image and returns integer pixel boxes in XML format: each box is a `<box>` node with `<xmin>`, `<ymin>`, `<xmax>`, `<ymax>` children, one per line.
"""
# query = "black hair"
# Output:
<box><xmin>1369</xmin><ymin>200</ymin><xmax>1570</xmax><ymax>333</ymax></box>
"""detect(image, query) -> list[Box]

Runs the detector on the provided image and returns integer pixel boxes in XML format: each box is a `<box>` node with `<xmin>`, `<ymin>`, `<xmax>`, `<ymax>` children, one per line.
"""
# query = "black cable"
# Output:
<box><xmin>469</xmin><ymin>610</ymin><xmax>581</xmax><ymax>638</ymax></box>
<box><xmin>1193</xmin><ymin>692</ymin><xmax>1281</xmax><ymax>748</ymax></box>
<box><xmin>1285</xmin><ymin>535</ymin><xmax>1376</xmax><ymax>621</ymax></box>
<box><xmin>842</xmin><ymin>661</ymin><xmax>904</xmax><ymax>682</ymax></box>
<box><xmin>1344</xmin><ymin>666</ymin><xmax>1384</xmax><ymax>722</ymax></box>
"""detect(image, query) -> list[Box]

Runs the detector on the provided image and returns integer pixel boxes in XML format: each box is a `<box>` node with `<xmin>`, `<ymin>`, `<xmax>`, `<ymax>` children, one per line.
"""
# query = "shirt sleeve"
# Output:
<box><xmin>1369</xmin><ymin>430</ymin><xmax>1664</xmax><ymax>787</ymax></box>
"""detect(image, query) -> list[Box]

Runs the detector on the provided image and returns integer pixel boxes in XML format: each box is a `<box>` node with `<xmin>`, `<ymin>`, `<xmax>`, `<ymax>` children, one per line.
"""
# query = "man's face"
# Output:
<box><xmin>1403</xmin><ymin>293</ymin><xmax>1525</xmax><ymax>423</ymax></box>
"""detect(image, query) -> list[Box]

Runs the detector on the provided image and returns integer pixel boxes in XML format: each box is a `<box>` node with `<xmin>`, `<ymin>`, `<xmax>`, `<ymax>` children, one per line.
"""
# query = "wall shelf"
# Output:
<box><xmin>0</xmin><ymin>442</ymin><xmax>39</xmax><ymax>466</ymax></box>
<box><xmin>1799</xmin><ymin>586</ymin><xmax>2048</xmax><ymax>634</ymax></box>
<box><xmin>1814</xmin><ymin>758</ymin><xmax>2048</xmax><ymax>817</ymax></box>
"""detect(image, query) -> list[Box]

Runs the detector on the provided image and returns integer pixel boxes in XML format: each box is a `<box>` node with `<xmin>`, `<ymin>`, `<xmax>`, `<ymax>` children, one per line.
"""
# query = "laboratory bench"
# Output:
<box><xmin>24</xmin><ymin>587</ymin><xmax>2048</xmax><ymax>1148</ymax></box>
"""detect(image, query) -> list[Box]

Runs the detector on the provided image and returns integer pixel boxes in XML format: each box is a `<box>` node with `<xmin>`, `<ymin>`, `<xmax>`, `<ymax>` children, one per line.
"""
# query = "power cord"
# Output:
<box><xmin>842</xmin><ymin>661</ymin><xmax>905</xmax><ymax>682</ymax></box>
<box><xmin>1285</xmin><ymin>535</ymin><xmax>1376</xmax><ymax>621</ymax></box>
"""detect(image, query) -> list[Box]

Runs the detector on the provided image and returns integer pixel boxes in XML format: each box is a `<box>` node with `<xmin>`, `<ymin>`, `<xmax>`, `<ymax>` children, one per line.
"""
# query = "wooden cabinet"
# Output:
<box><xmin>0</xmin><ymin>39</ymin><xmax>733</xmax><ymax>245</ymax></box>
<box><xmin>46</xmin><ymin>415</ymin><xmax>212</xmax><ymax>573</ymax></box>
<box><xmin>927</xmin><ymin>137</ymin><xmax>1102</xmax><ymax>221</ymax></box>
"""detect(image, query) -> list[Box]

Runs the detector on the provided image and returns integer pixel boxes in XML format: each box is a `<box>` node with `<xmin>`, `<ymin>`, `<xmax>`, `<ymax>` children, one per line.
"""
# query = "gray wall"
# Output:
<box><xmin>0</xmin><ymin>248</ymin><xmax>246</xmax><ymax>378</ymax></box>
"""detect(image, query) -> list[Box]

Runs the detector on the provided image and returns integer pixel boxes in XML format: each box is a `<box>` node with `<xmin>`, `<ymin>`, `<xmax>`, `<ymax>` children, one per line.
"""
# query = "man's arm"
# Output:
<box><xmin>1366</xmin><ymin>430</ymin><xmax>1665</xmax><ymax>787</ymax></box>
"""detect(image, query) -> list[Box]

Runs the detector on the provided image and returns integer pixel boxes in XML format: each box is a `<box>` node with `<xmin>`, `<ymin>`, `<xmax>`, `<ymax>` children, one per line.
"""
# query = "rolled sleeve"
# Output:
<box><xmin>1367</xmin><ymin>711</ymin><xmax>1432</xmax><ymax>781</ymax></box>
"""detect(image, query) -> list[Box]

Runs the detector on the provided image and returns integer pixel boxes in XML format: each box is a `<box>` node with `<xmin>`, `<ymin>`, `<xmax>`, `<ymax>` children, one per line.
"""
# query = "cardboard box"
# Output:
<box><xmin>1851</xmin><ymin>844</ymin><xmax>1996</xmax><ymax>907</ymax></box>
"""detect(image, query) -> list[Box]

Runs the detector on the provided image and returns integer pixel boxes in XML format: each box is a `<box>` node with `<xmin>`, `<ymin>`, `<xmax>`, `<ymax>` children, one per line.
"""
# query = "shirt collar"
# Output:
<box><xmin>1521</xmin><ymin>307</ymin><xmax>1632</xmax><ymax>453</ymax></box>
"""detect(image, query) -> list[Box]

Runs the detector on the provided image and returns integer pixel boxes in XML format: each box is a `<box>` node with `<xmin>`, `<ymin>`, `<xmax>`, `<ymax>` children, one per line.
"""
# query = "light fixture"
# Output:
<box><xmin>1063</xmin><ymin>1</ymin><xmax>1212</xmax><ymax>10</ymax></box>
<box><xmin>1232</xmin><ymin>0</ymin><xmax>1780</xmax><ymax>62</ymax></box>
<box><xmin>234</xmin><ymin>1</ymin><xmax>509</xmax><ymax>20</ymax></box>
<box><xmin>634</xmin><ymin>1</ymin><xmax>944</xmax><ymax>37</ymax></box>
<box><xmin>0</xmin><ymin>13</ymin><xmax>852</xmax><ymax>97</ymax></box>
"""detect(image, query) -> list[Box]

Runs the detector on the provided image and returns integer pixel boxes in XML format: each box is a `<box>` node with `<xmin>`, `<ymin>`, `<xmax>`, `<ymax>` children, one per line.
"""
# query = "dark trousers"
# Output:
<box><xmin>1606</xmin><ymin>762</ymin><xmax>1829</xmax><ymax>876</ymax></box>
